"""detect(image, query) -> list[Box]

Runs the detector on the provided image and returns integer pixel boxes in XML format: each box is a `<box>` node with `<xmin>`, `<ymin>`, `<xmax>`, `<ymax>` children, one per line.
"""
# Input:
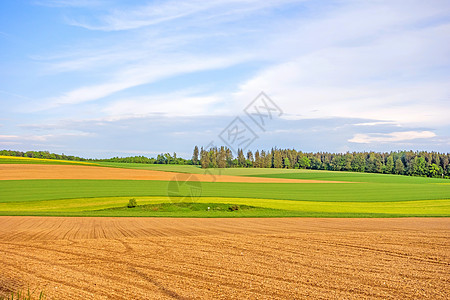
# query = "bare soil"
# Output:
<box><xmin>0</xmin><ymin>217</ymin><xmax>448</xmax><ymax>299</ymax></box>
<box><xmin>0</xmin><ymin>164</ymin><xmax>345</xmax><ymax>183</ymax></box>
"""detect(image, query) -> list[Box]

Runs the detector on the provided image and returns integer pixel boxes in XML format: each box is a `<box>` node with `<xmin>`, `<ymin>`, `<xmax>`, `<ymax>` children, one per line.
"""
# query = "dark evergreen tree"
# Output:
<box><xmin>192</xmin><ymin>146</ymin><xmax>199</xmax><ymax>165</ymax></box>
<box><xmin>200</xmin><ymin>148</ymin><xmax>210</xmax><ymax>169</ymax></box>
<box><xmin>218</xmin><ymin>147</ymin><xmax>227</xmax><ymax>168</ymax></box>
<box><xmin>273</xmin><ymin>150</ymin><xmax>282</xmax><ymax>168</ymax></box>
<box><xmin>237</xmin><ymin>149</ymin><xmax>246</xmax><ymax>167</ymax></box>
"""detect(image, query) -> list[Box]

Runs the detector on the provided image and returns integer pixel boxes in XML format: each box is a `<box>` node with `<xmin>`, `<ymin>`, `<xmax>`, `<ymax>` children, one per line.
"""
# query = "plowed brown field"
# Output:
<box><xmin>0</xmin><ymin>217</ymin><xmax>448</xmax><ymax>299</ymax></box>
<box><xmin>0</xmin><ymin>164</ymin><xmax>346</xmax><ymax>183</ymax></box>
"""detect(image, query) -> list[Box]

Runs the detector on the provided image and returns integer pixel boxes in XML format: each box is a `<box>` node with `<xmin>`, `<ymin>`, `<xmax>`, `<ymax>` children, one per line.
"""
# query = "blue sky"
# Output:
<box><xmin>0</xmin><ymin>0</ymin><xmax>449</xmax><ymax>158</ymax></box>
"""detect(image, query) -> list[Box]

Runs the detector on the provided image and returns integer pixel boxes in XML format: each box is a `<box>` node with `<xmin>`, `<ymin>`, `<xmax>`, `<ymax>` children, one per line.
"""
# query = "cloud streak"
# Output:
<box><xmin>66</xmin><ymin>0</ymin><xmax>301</xmax><ymax>31</ymax></box>
<box><xmin>2</xmin><ymin>0</ymin><xmax>449</xmax><ymax>156</ymax></box>
<box><xmin>349</xmin><ymin>131</ymin><xmax>437</xmax><ymax>144</ymax></box>
<box><xmin>0</xmin><ymin>132</ymin><xmax>94</xmax><ymax>142</ymax></box>
<box><xmin>42</xmin><ymin>54</ymin><xmax>251</xmax><ymax>109</ymax></box>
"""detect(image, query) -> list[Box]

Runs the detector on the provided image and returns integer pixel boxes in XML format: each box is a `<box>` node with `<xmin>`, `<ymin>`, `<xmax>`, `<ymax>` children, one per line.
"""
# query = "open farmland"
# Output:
<box><xmin>0</xmin><ymin>164</ymin><xmax>343</xmax><ymax>183</ymax></box>
<box><xmin>0</xmin><ymin>159</ymin><xmax>449</xmax><ymax>299</ymax></box>
<box><xmin>0</xmin><ymin>217</ymin><xmax>449</xmax><ymax>299</ymax></box>
<box><xmin>0</xmin><ymin>160</ymin><xmax>449</xmax><ymax>217</ymax></box>
<box><xmin>3</xmin><ymin>1</ymin><xmax>450</xmax><ymax>298</ymax></box>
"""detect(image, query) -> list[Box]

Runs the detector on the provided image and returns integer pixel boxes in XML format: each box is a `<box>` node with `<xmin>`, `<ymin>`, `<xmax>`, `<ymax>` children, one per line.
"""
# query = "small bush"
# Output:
<box><xmin>228</xmin><ymin>204</ymin><xmax>240</xmax><ymax>211</ymax></box>
<box><xmin>127</xmin><ymin>198</ymin><xmax>137</xmax><ymax>208</ymax></box>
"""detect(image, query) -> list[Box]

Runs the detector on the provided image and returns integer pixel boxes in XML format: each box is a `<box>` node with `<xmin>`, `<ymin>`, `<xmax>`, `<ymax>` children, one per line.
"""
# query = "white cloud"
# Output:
<box><xmin>5</xmin><ymin>0</ymin><xmax>450</xmax><ymax>154</ymax></box>
<box><xmin>103</xmin><ymin>92</ymin><xmax>224</xmax><ymax>117</ymax></box>
<box><xmin>0</xmin><ymin>133</ymin><xmax>93</xmax><ymax>142</ymax></box>
<box><xmin>67</xmin><ymin>1</ymin><xmax>215</xmax><ymax>31</ymax></box>
<box><xmin>0</xmin><ymin>135</ymin><xmax>19</xmax><ymax>139</ymax></box>
<box><xmin>67</xmin><ymin>0</ymin><xmax>301</xmax><ymax>31</ymax></box>
<box><xmin>38</xmin><ymin>0</ymin><xmax>450</xmax><ymax>122</ymax></box>
<box><xmin>233</xmin><ymin>5</ymin><xmax>450</xmax><ymax>127</ymax></box>
<box><xmin>353</xmin><ymin>121</ymin><xmax>398</xmax><ymax>127</ymax></box>
<box><xmin>348</xmin><ymin>131</ymin><xmax>436</xmax><ymax>144</ymax></box>
<box><xmin>41</xmin><ymin>54</ymin><xmax>251</xmax><ymax>109</ymax></box>
<box><xmin>32</xmin><ymin>0</ymin><xmax>306</xmax><ymax>111</ymax></box>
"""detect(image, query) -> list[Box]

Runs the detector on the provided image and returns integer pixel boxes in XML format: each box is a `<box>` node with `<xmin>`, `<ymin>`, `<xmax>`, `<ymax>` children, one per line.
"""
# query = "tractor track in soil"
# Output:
<box><xmin>0</xmin><ymin>217</ymin><xmax>448</xmax><ymax>299</ymax></box>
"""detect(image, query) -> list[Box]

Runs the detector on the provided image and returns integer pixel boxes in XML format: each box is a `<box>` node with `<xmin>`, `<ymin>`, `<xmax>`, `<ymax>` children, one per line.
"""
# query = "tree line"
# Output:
<box><xmin>0</xmin><ymin>150</ymin><xmax>88</xmax><ymax>161</ymax></box>
<box><xmin>101</xmin><ymin>153</ymin><xmax>190</xmax><ymax>165</ymax></box>
<box><xmin>2</xmin><ymin>148</ymin><xmax>449</xmax><ymax>178</ymax></box>
<box><xmin>192</xmin><ymin>146</ymin><xmax>450</xmax><ymax>179</ymax></box>
<box><xmin>0</xmin><ymin>150</ymin><xmax>192</xmax><ymax>165</ymax></box>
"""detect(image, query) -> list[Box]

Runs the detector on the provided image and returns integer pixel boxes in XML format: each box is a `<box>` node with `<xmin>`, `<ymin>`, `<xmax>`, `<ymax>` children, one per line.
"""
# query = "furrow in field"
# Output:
<box><xmin>1</xmin><ymin>217</ymin><xmax>449</xmax><ymax>299</ymax></box>
<box><xmin>1</xmin><ymin>239</ymin><xmax>292</xmax><ymax>299</ymax></box>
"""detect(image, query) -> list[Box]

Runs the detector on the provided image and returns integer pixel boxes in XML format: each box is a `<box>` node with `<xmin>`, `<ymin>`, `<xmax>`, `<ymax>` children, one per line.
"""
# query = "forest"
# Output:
<box><xmin>193</xmin><ymin>146</ymin><xmax>450</xmax><ymax>179</ymax></box>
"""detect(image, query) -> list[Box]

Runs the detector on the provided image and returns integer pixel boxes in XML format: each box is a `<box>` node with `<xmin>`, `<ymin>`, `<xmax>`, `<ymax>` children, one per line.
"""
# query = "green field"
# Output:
<box><xmin>95</xmin><ymin>162</ymin><xmax>450</xmax><ymax>183</ymax></box>
<box><xmin>96</xmin><ymin>162</ymin><xmax>312</xmax><ymax>175</ymax></box>
<box><xmin>0</xmin><ymin>158</ymin><xmax>449</xmax><ymax>217</ymax></box>
<box><xmin>0</xmin><ymin>194</ymin><xmax>448</xmax><ymax>217</ymax></box>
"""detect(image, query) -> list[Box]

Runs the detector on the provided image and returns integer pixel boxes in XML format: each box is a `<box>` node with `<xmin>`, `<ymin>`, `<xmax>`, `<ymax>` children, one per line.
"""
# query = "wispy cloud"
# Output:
<box><xmin>66</xmin><ymin>0</ymin><xmax>300</xmax><ymax>31</ymax></box>
<box><xmin>3</xmin><ymin>0</ymin><xmax>450</xmax><ymax>155</ymax></box>
<box><xmin>234</xmin><ymin>2</ymin><xmax>450</xmax><ymax>127</ymax></box>
<box><xmin>67</xmin><ymin>1</ymin><xmax>215</xmax><ymax>31</ymax></box>
<box><xmin>0</xmin><ymin>132</ymin><xmax>94</xmax><ymax>142</ymax></box>
<box><xmin>0</xmin><ymin>90</ymin><xmax>34</xmax><ymax>101</ymax></box>
<box><xmin>103</xmin><ymin>93</ymin><xmax>224</xmax><ymax>117</ymax></box>
<box><xmin>40</xmin><ymin>54</ymin><xmax>251</xmax><ymax>109</ymax></box>
<box><xmin>353</xmin><ymin>121</ymin><xmax>399</xmax><ymax>127</ymax></box>
<box><xmin>348</xmin><ymin>131</ymin><xmax>436</xmax><ymax>144</ymax></box>
<box><xmin>0</xmin><ymin>135</ymin><xmax>19</xmax><ymax>139</ymax></box>
<box><xmin>33</xmin><ymin>0</ymin><xmax>281</xmax><ymax>109</ymax></box>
